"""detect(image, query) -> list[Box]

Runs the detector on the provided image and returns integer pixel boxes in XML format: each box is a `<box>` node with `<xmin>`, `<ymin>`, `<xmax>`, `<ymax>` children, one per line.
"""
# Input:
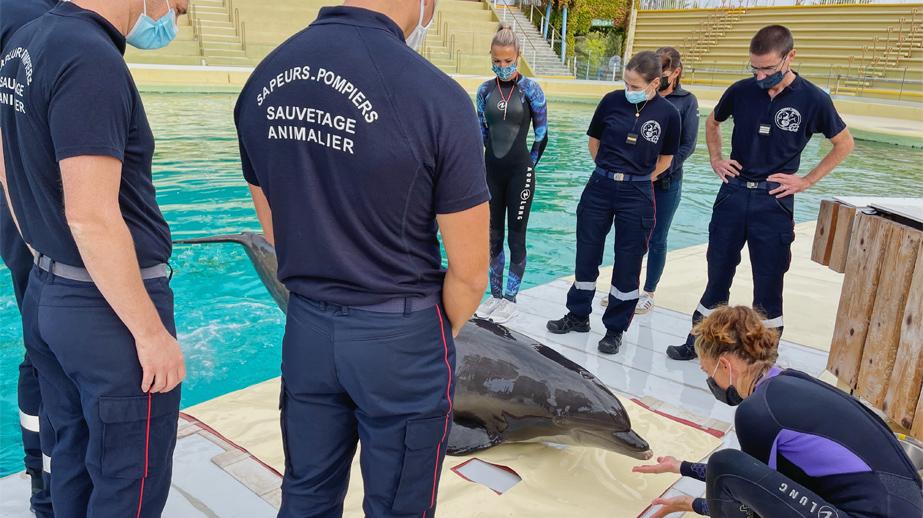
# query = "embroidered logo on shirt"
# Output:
<box><xmin>640</xmin><ymin>121</ymin><xmax>661</xmax><ymax>143</ymax></box>
<box><xmin>775</xmin><ymin>107</ymin><xmax>802</xmax><ymax>132</ymax></box>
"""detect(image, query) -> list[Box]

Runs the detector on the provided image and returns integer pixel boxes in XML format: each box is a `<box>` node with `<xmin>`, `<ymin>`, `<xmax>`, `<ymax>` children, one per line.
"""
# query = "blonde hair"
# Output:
<box><xmin>692</xmin><ymin>306</ymin><xmax>780</xmax><ymax>367</ymax></box>
<box><xmin>491</xmin><ymin>23</ymin><xmax>520</xmax><ymax>55</ymax></box>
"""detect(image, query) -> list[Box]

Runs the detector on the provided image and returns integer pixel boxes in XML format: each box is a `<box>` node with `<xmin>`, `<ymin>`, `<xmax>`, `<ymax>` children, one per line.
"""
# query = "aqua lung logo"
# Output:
<box><xmin>779</xmin><ymin>483</ymin><xmax>838</xmax><ymax>517</ymax></box>
<box><xmin>517</xmin><ymin>168</ymin><xmax>534</xmax><ymax>221</ymax></box>
<box><xmin>775</xmin><ymin>107</ymin><xmax>802</xmax><ymax>132</ymax></box>
<box><xmin>640</xmin><ymin>121</ymin><xmax>661</xmax><ymax>143</ymax></box>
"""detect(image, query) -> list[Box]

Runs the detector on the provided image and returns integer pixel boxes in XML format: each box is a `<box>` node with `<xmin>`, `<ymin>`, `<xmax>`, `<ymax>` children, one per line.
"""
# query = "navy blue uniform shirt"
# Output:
<box><xmin>662</xmin><ymin>86</ymin><xmax>699</xmax><ymax>178</ymax></box>
<box><xmin>587</xmin><ymin>90</ymin><xmax>681</xmax><ymax>176</ymax></box>
<box><xmin>0</xmin><ymin>0</ymin><xmax>57</xmax><ymax>50</ymax></box>
<box><xmin>713</xmin><ymin>74</ymin><xmax>846</xmax><ymax>181</ymax></box>
<box><xmin>0</xmin><ymin>2</ymin><xmax>171</xmax><ymax>268</ymax></box>
<box><xmin>235</xmin><ymin>6</ymin><xmax>489</xmax><ymax>306</ymax></box>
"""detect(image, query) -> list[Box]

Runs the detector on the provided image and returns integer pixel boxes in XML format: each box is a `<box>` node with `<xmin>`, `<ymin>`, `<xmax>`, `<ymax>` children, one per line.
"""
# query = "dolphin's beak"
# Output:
<box><xmin>611</xmin><ymin>430</ymin><xmax>653</xmax><ymax>460</ymax></box>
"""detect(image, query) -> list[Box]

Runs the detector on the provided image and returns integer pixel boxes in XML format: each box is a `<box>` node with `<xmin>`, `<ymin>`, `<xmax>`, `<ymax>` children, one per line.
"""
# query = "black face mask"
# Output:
<box><xmin>707</xmin><ymin>376</ymin><xmax>744</xmax><ymax>406</ymax></box>
<box><xmin>658</xmin><ymin>75</ymin><xmax>671</xmax><ymax>92</ymax></box>
<box><xmin>707</xmin><ymin>359</ymin><xmax>745</xmax><ymax>406</ymax></box>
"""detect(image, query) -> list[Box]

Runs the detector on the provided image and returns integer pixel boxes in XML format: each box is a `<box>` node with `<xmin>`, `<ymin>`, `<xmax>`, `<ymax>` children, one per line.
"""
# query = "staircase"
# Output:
<box><xmin>841</xmin><ymin>10</ymin><xmax>923</xmax><ymax>94</ymax></box>
<box><xmin>682</xmin><ymin>8</ymin><xmax>745</xmax><ymax>65</ymax></box>
<box><xmin>495</xmin><ymin>5</ymin><xmax>573</xmax><ymax>77</ymax></box>
<box><xmin>189</xmin><ymin>0</ymin><xmax>250</xmax><ymax>66</ymax></box>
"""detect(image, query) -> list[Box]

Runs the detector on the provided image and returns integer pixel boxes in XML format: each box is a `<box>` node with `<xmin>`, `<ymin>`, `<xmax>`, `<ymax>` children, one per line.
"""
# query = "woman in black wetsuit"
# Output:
<box><xmin>634</xmin><ymin>305</ymin><xmax>923</xmax><ymax>518</ymax></box>
<box><xmin>474</xmin><ymin>23</ymin><xmax>548</xmax><ymax>324</ymax></box>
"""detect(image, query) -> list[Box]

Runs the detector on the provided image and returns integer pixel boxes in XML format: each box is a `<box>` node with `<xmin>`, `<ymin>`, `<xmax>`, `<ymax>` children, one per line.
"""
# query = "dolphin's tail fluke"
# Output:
<box><xmin>173</xmin><ymin>234</ymin><xmax>250</xmax><ymax>246</ymax></box>
<box><xmin>612</xmin><ymin>430</ymin><xmax>653</xmax><ymax>460</ymax></box>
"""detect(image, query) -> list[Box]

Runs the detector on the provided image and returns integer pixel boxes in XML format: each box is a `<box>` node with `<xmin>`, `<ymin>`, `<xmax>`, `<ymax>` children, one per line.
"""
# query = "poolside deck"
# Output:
<box><xmin>0</xmin><ymin>221</ymin><xmax>840</xmax><ymax>517</ymax></box>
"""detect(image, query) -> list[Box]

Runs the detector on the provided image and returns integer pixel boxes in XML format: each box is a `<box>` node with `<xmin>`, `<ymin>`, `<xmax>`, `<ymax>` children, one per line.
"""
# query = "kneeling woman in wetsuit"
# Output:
<box><xmin>635</xmin><ymin>305</ymin><xmax>923</xmax><ymax>518</ymax></box>
<box><xmin>474</xmin><ymin>23</ymin><xmax>548</xmax><ymax>324</ymax></box>
<box><xmin>547</xmin><ymin>51</ymin><xmax>680</xmax><ymax>354</ymax></box>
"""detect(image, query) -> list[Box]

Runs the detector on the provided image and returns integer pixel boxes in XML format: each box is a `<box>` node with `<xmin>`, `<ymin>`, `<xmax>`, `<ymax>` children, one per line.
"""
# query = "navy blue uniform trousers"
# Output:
<box><xmin>22</xmin><ymin>267</ymin><xmax>180</xmax><ymax>518</ymax></box>
<box><xmin>682</xmin><ymin>181</ymin><xmax>794</xmax><ymax>347</ymax></box>
<box><xmin>1</xmin><ymin>192</ymin><xmax>52</xmax><ymax>515</ymax></box>
<box><xmin>566</xmin><ymin>175</ymin><xmax>655</xmax><ymax>332</ymax></box>
<box><xmin>278</xmin><ymin>294</ymin><xmax>456</xmax><ymax>518</ymax></box>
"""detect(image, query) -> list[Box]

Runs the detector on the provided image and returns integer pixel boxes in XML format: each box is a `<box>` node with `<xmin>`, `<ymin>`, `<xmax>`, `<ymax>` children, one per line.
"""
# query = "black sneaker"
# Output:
<box><xmin>598</xmin><ymin>331</ymin><xmax>622</xmax><ymax>355</ymax></box>
<box><xmin>546</xmin><ymin>313</ymin><xmax>590</xmax><ymax>334</ymax></box>
<box><xmin>666</xmin><ymin>343</ymin><xmax>698</xmax><ymax>361</ymax></box>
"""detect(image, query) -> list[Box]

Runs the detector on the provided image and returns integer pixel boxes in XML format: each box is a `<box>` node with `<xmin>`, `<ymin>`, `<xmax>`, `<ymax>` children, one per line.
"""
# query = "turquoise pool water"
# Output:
<box><xmin>1</xmin><ymin>93</ymin><xmax>921</xmax><ymax>475</ymax></box>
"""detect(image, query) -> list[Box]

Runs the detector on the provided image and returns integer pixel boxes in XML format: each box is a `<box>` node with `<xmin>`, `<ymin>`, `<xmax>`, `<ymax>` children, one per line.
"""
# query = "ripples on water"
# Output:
<box><xmin>0</xmin><ymin>92</ymin><xmax>920</xmax><ymax>474</ymax></box>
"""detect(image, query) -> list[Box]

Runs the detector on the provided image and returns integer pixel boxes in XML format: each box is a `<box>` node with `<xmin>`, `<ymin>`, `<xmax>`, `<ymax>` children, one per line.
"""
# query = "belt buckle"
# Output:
<box><xmin>612</xmin><ymin>172</ymin><xmax>625</xmax><ymax>181</ymax></box>
<box><xmin>746</xmin><ymin>181</ymin><xmax>758</xmax><ymax>189</ymax></box>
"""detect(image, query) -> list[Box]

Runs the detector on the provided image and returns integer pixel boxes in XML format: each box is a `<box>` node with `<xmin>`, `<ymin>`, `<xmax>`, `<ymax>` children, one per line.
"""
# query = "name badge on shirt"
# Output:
<box><xmin>626</xmin><ymin>133</ymin><xmax>638</xmax><ymax>145</ymax></box>
<box><xmin>758</xmin><ymin>124</ymin><xmax>772</xmax><ymax>136</ymax></box>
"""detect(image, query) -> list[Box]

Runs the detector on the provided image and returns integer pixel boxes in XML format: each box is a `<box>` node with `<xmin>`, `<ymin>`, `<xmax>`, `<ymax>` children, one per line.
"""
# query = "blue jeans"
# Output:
<box><xmin>566</xmin><ymin>175</ymin><xmax>655</xmax><ymax>333</ymax></box>
<box><xmin>643</xmin><ymin>173</ymin><xmax>682</xmax><ymax>293</ymax></box>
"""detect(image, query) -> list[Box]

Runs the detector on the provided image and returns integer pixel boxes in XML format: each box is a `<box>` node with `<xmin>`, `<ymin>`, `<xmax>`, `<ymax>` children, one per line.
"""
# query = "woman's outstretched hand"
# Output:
<box><xmin>632</xmin><ymin>455</ymin><xmax>682</xmax><ymax>475</ymax></box>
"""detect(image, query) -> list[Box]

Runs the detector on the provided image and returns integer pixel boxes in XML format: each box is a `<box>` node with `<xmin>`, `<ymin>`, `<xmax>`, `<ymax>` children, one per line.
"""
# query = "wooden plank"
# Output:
<box><xmin>857</xmin><ymin>222</ymin><xmax>920</xmax><ymax>409</ymax></box>
<box><xmin>913</xmin><ymin>382</ymin><xmax>923</xmax><ymax>441</ymax></box>
<box><xmin>811</xmin><ymin>199</ymin><xmax>839</xmax><ymax>266</ymax></box>
<box><xmin>828</xmin><ymin>203</ymin><xmax>857</xmax><ymax>273</ymax></box>
<box><xmin>827</xmin><ymin>214</ymin><xmax>892</xmax><ymax>389</ymax></box>
<box><xmin>885</xmin><ymin>238</ymin><xmax>923</xmax><ymax>431</ymax></box>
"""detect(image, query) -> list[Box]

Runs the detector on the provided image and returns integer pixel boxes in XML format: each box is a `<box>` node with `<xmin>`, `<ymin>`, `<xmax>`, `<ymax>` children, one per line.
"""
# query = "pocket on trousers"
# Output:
<box><xmin>98</xmin><ymin>390</ymin><xmax>180</xmax><ymax>479</ymax></box>
<box><xmin>391</xmin><ymin>415</ymin><xmax>450</xmax><ymax>514</ymax></box>
<box><xmin>712</xmin><ymin>186</ymin><xmax>734</xmax><ymax>210</ymax></box>
<box><xmin>773</xmin><ymin>195</ymin><xmax>795</xmax><ymax>218</ymax></box>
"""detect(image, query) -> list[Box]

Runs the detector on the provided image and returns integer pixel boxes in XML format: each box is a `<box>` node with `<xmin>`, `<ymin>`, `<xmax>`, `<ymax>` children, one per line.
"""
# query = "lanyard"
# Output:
<box><xmin>496</xmin><ymin>77</ymin><xmax>516</xmax><ymax>121</ymax></box>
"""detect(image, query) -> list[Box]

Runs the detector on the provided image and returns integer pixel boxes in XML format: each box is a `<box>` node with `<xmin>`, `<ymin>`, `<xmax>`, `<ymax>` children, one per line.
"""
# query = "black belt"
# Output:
<box><xmin>34</xmin><ymin>254</ymin><xmax>169</xmax><ymax>283</ymax></box>
<box><xmin>297</xmin><ymin>292</ymin><xmax>441</xmax><ymax>315</ymax></box>
<box><xmin>593</xmin><ymin>167</ymin><xmax>652</xmax><ymax>182</ymax></box>
<box><xmin>727</xmin><ymin>177</ymin><xmax>781</xmax><ymax>190</ymax></box>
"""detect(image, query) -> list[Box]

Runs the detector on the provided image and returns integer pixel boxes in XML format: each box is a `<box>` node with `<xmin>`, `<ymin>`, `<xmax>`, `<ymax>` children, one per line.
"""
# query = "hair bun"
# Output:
<box><xmin>497</xmin><ymin>22</ymin><xmax>513</xmax><ymax>32</ymax></box>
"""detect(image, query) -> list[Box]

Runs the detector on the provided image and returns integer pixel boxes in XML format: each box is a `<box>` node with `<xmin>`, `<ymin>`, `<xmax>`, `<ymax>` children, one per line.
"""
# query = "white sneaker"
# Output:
<box><xmin>477</xmin><ymin>297</ymin><xmax>503</xmax><ymax>318</ymax></box>
<box><xmin>490</xmin><ymin>299</ymin><xmax>519</xmax><ymax>324</ymax></box>
<box><xmin>634</xmin><ymin>292</ymin><xmax>655</xmax><ymax>315</ymax></box>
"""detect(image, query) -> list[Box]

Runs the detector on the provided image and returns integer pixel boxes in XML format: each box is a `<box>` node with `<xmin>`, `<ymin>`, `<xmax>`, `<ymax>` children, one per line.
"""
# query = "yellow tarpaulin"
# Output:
<box><xmin>187</xmin><ymin>377</ymin><xmax>722</xmax><ymax>517</ymax></box>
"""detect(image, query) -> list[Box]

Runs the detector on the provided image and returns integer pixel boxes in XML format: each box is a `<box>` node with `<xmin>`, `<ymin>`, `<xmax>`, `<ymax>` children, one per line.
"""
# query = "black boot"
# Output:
<box><xmin>598</xmin><ymin>331</ymin><xmax>623</xmax><ymax>355</ymax></box>
<box><xmin>27</xmin><ymin>467</ymin><xmax>43</xmax><ymax>512</ymax></box>
<box><xmin>666</xmin><ymin>343</ymin><xmax>698</xmax><ymax>361</ymax></box>
<box><xmin>546</xmin><ymin>313</ymin><xmax>590</xmax><ymax>334</ymax></box>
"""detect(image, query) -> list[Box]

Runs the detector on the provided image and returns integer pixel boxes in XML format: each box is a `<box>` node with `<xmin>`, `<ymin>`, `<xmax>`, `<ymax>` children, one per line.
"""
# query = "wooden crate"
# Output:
<box><xmin>826</xmin><ymin>211</ymin><xmax>923</xmax><ymax>441</ymax></box>
<box><xmin>829</xmin><ymin>203</ymin><xmax>858</xmax><ymax>273</ymax></box>
<box><xmin>811</xmin><ymin>199</ymin><xmax>839</xmax><ymax>266</ymax></box>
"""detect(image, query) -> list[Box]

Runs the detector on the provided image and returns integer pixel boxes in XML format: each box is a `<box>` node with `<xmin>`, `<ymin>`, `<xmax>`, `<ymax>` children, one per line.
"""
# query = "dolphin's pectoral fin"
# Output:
<box><xmin>447</xmin><ymin>421</ymin><xmax>502</xmax><ymax>456</ymax></box>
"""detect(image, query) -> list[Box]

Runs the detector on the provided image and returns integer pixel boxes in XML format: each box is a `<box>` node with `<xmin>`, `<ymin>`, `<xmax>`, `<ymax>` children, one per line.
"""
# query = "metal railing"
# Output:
<box><xmin>682</xmin><ymin>63</ymin><xmax>923</xmax><ymax>100</ymax></box>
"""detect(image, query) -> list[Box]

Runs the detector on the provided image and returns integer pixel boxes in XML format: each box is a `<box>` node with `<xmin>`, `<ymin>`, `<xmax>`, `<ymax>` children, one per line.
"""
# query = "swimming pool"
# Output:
<box><xmin>1</xmin><ymin>92</ymin><xmax>921</xmax><ymax>475</ymax></box>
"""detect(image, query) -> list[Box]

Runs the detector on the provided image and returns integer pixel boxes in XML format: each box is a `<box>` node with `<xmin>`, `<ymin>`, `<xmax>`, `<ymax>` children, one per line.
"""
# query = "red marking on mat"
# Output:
<box><xmin>178</xmin><ymin>412</ymin><xmax>283</xmax><ymax>478</ymax></box>
<box><xmin>450</xmin><ymin>459</ymin><xmax>521</xmax><ymax>495</ymax></box>
<box><xmin>430</xmin><ymin>305</ymin><xmax>455</xmax><ymax>514</ymax></box>
<box><xmin>631</xmin><ymin>398</ymin><xmax>725</xmax><ymax>439</ymax></box>
<box><xmin>136</xmin><ymin>392</ymin><xmax>152</xmax><ymax>518</ymax></box>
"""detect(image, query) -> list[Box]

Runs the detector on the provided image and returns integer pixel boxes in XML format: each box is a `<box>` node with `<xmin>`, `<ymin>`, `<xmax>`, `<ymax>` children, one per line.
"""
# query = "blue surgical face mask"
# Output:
<box><xmin>624</xmin><ymin>85</ymin><xmax>649</xmax><ymax>105</ymax></box>
<box><xmin>492</xmin><ymin>63</ymin><xmax>518</xmax><ymax>81</ymax></box>
<box><xmin>127</xmin><ymin>0</ymin><xmax>178</xmax><ymax>50</ymax></box>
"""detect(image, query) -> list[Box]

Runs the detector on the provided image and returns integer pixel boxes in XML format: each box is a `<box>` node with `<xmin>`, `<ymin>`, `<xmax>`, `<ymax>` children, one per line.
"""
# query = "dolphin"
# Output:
<box><xmin>176</xmin><ymin>233</ymin><xmax>653</xmax><ymax>460</ymax></box>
